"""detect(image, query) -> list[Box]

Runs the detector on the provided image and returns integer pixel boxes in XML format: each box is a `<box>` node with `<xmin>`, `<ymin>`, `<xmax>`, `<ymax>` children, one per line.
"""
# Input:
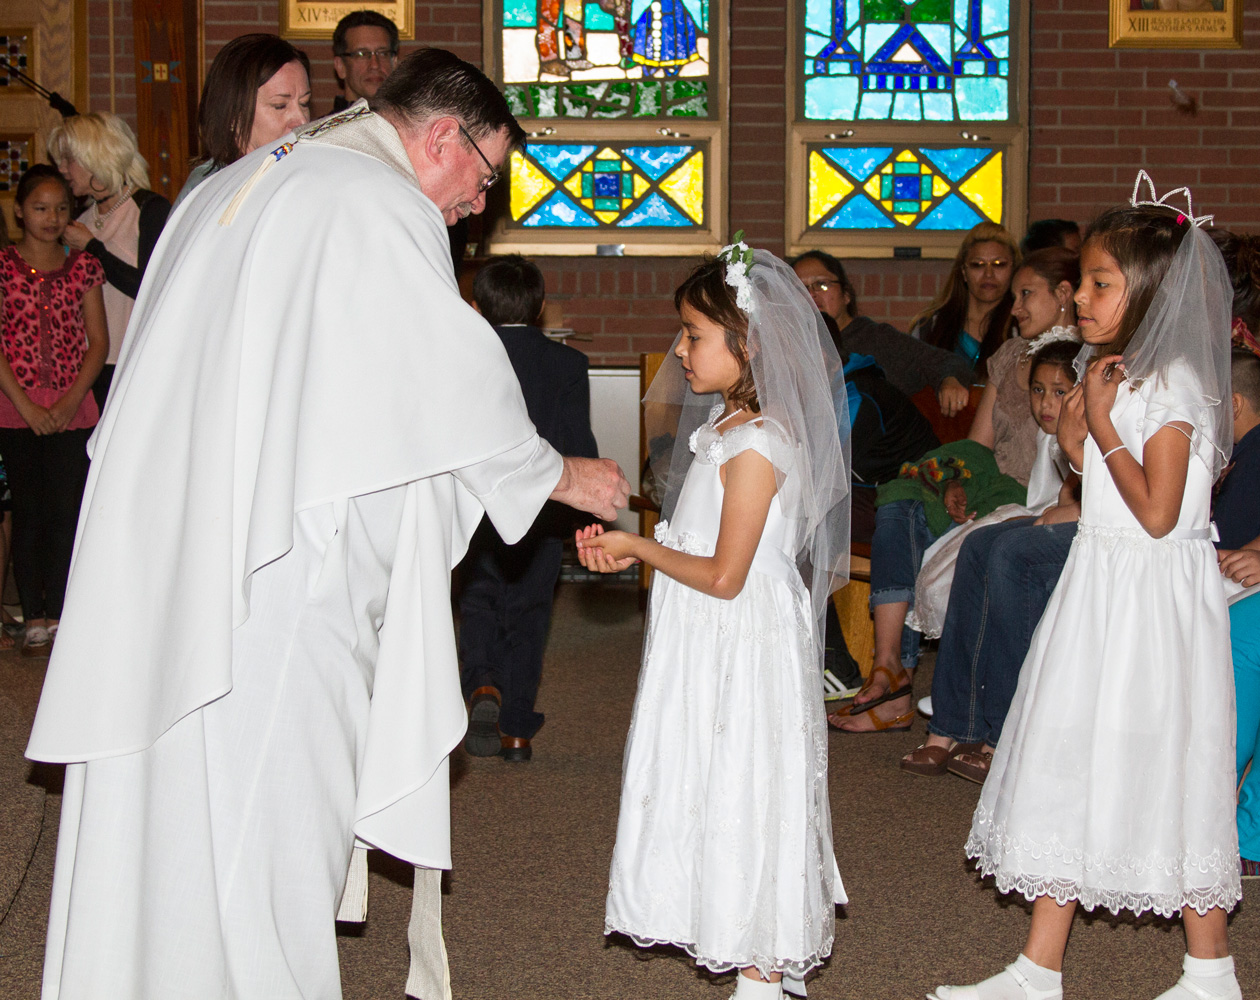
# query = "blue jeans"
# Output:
<box><xmin>869</xmin><ymin>500</ymin><xmax>948</xmax><ymax>673</ymax></box>
<box><xmin>1234</xmin><ymin>592</ymin><xmax>1260</xmax><ymax>862</ymax></box>
<box><xmin>928</xmin><ymin>519</ymin><xmax>1078</xmax><ymax>746</ymax></box>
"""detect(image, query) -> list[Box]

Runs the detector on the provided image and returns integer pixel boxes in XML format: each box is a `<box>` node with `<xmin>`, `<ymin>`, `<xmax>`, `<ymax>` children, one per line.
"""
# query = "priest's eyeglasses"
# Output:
<box><xmin>344</xmin><ymin>48</ymin><xmax>397</xmax><ymax>63</ymax></box>
<box><xmin>803</xmin><ymin>278</ymin><xmax>838</xmax><ymax>293</ymax></box>
<box><xmin>459</xmin><ymin>125</ymin><xmax>501</xmax><ymax>193</ymax></box>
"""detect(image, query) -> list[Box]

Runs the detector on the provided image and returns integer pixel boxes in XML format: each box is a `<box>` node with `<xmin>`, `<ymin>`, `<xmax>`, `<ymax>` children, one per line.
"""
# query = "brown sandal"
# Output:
<box><xmin>832</xmin><ymin>664</ymin><xmax>913</xmax><ymax>719</ymax></box>
<box><xmin>946</xmin><ymin>748</ymin><xmax>994</xmax><ymax>784</ymax></box>
<box><xmin>900</xmin><ymin>741</ymin><xmax>983</xmax><ymax>777</ymax></box>
<box><xmin>828</xmin><ymin>707</ymin><xmax>913</xmax><ymax>734</ymax></box>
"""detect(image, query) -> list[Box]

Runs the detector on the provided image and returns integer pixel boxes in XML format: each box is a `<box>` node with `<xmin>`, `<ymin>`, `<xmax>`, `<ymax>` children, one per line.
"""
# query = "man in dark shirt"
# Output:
<box><xmin>1216</xmin><ymin>349</ymin><xmax>1260</xmax><ymax>550</ymax></box>
<box><xmin>459</xmin><ymin>255</ymin><xmax>600</xmax><ymax>761</ymax></box>
<box><xmin>328</xmin><ymin>10</ymin><xmax>400</xmax><ymax>114</ymax></box>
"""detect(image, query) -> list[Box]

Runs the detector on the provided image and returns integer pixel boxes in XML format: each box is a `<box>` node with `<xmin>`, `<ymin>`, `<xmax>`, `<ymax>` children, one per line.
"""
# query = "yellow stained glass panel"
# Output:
<box><xmin>563</xmin><ymin>171</ymin><xmax>584</xmax><ymax>200</ymax></box>
<box><xmin>895</xmin><ymin>213</ymin><xmax>917</xmax><ymax>225</ymax></box>
<box><xmin>959</xmin><ymin>152</ymin><xmax>1004</xmax><ymax>223</ymax></box>
<box><xmin>633</xmin><ymin>173</ymin><xmax>650</xmax><ymax>199</ymax></box>
<box><xmin>510</xmin><ymin>150</ymin><xmax>555</xmax><ymax>220</ymax></box>
<box><xmin>596</xmin><ymin>147</ymin><xmax>620</xmax><ymax>160</ymax></box>
<box><xmin>659</xmin><ymin>151</ymin><xmax>704</xmax><ymax>224</ymax></box>
<box><xmin>864</xmin><ymin>175</ymin><xmax>882</xmax><ymax>201</ymax></box>
<box><xmin>896</xmin><ymin>149</ymin><xmax>917</xmax><ymax>163</ymax></box>
<box><xmin>595</xmin><ymin>210</ymin><xmax>620</xmax><ymax>223</ymax></box>
<box><xmin>808</xmin><ymin>151</ymin><xmax>854</xmax><ymax>226</ymax></box>
<box><xmin>932</xmin><ymin>174</ymin><xmax>950</xmax><ymax>198</ymax></box>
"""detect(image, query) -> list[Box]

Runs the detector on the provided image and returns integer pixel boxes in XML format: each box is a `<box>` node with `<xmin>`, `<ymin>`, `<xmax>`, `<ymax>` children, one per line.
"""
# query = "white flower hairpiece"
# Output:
<box><xmin>1130</xmin><ymin>169</ymin><xmax>1214</xmax><ymax>228</ymax></box>
<box><xmin>718</xmin><ymin>229</ymin><xmax>756</xmax><ymax>314</ymax></box>
<box><xmin>1023</xmin><ymin>324</ymin><xmax>1082</xmax><ymax>357</ymax></box>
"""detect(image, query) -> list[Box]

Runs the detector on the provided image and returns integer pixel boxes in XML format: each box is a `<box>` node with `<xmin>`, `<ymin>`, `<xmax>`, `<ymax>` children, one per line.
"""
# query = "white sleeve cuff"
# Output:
<box><xmin>454</xmin><ymin>436</ymin><xmax>563</xmax><ymax>544</ymax></box>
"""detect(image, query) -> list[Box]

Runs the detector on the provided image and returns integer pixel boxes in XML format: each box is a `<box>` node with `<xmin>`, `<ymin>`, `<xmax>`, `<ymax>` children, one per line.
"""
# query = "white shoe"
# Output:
<box><xmin>918</xmin><ymin>695</ymin><xmax>933</xmax><ymax>717</ymax></box>
<box><xmin>928</xmin><ymin>961</ymin><xmax>1063</xmax><ymax>1000</ymax></box>
<box><xmin>822</xmin><ymin>667</ymin><xmax>862</xmax><ymax>702</ymax></box>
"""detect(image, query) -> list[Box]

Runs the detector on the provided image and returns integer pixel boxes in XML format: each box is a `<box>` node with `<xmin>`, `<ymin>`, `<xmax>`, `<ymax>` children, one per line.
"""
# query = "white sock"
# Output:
<box><xmin>1153</xmin><ymin>955</ymin><xmax>1241</xmax><ymax>1000</ymax></box>
<box><xmin>732</xmin><ymin>974</ymin><xmax>783</xmax><ymax>999</ymax></box>
<box><xmin>930</xmin><ymin>954</ymin><xmax>1063</xmax><ymax>1000</ymax></box>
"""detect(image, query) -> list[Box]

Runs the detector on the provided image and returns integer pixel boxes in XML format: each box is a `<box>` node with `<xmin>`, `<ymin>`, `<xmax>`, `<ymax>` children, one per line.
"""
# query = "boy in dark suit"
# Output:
<box><xmin>460</xmin><ymin>255</ymin><xmax>599</xmax><ymax>761</ymax></box>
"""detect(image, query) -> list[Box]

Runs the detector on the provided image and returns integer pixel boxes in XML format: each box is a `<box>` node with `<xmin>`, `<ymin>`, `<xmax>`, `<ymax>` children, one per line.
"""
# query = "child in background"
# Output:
<box><xmin>458</xmin><ymin>254</ymin><xmax>598</xmax><ymax>762</ymax></box>
<box><xmin>934</xmin><ymin>176</ymin><xmax>1241</xmax><ymax>1000</ymax></box>
<box><xmin>0</xmin><ymin>165</ymin><xmax>106</xmax><ymax>656</ymax></box>
<box><xmin>577</xmin><ymin>241</ymin><xmax>850</xmax><ymax>998</ymax></box>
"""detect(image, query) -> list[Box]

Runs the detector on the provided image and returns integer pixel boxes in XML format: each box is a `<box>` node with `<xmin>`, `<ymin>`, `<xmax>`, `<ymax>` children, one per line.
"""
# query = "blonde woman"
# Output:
<box><xmin>49</xmin><ymin>112</ymin><xmax>171</xmax><ymax>408</ymax></box>
<box><xmin>911</xmin><ymin>221</ymin><xmax>1020</xmax><ymax>377</ymax></box>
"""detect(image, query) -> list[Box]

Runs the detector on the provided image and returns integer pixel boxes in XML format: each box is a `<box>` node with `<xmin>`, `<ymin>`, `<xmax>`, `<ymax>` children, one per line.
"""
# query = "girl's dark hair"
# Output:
<box><xmin>911</xmin><ymin>221</ymin><xmax>1020</xmax><ymax>376</ymax></box>
<box><xmin>1082</xmin><ymin>204</ymin><xmax>1190</xmax><ymax>356</ymax></box>
<box><xmin>472</xmin><ymin>254</ymin><xmax>546</xmax><ymax>326</ymax></box>
<box><xmin>15</xmin><ymin>164</ymin><xmax>73</xmax><ymax>214</ymax></box>
<box><xmin>1017</xmin><ymin>246</ymin><xmax>1081</xmax><ymax>297</ymax></box>
<box><xmin>1210</xmin><ymin>229</ymin><xmax>1260</xmax><ymax>333</ymax></box>
<box><xmin>1028</xmin><ymin>339</ymin><xmax>1081</xmax><ymax>384</ymax></box>
<box><xmin>789</xmin><ymin>249</ymin><xmax>860</xmax><ymax>316</ymax></box>
<box><xmin>199</xmin><ymin>34</ymin><xmax>311</xmax><ymax>167</ymax></box>
<box><xmin>1021</xmin><ymin>218</ymin><xmax>1080</xmax><ymax>255</ymax></box>
<box><xmin>674</xmin><ymin>258</ymin><xmax>759</xmax><ymax>412</ymax></box>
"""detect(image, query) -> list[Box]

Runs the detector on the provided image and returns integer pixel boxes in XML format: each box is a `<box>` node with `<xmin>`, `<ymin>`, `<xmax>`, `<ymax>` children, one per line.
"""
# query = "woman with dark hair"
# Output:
<box><xmin>173</xmin><ymin>34</ymin><xmax>312</xmax><ymax>208</ymax></box>
<box><xmin>793</xmin><ymin>249</ymin><xmax>973</xmax><ymax>416</ymax></box>
<box><xmin>910</xmin><ymin>221</ymin><xmax>1020</xmax><ymax>376</ymax></box>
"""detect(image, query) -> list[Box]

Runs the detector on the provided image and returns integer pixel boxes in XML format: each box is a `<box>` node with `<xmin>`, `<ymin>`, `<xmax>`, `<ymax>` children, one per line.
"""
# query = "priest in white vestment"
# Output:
<box><xmin>25</xmin><ymin>48</ymin><xmax>629</xmax><ymax>1000</ymax></box>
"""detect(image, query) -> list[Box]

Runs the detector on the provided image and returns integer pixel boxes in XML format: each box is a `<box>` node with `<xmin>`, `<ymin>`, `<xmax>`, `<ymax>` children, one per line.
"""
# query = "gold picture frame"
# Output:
<box><xmin>1109</xmin><ymin>0</ymin><xmax>1242</xmax><ymax>49</ymax></box>
<box><xmin>280</xmin><ymin>1</ymin><xmax>414</xmax><ymax>41</ymax></box>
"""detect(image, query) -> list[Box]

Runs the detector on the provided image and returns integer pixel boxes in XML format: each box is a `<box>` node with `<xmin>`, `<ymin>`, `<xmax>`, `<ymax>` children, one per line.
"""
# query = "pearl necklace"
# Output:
<box><xmin>92</xmin><ymin>184</ymin><xmax>132</xmax><ymax>230</ymax></box>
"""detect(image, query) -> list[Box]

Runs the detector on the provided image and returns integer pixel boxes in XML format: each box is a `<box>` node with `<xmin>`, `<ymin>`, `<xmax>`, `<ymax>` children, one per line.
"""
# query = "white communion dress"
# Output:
<box><xmin>966</xmin><ymin>378</ymin><xmax>1241</xmax><ymax>917</ymax></box>
<box><xmin>605</xmin><ymin>415</ymin><xmax>845</xmax><ymax>989</ymax></box>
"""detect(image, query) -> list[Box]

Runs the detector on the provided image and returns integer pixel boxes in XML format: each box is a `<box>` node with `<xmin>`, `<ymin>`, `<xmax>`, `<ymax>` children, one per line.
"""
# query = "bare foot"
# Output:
<box><xmin>828</xmin><ymin>691</ymin><xmax>913</xmax><ymax>732</ymax></box>
<box><xmin>850</xmin><ymin>663</ymin><xmax>913</xmax><ymax>707</ymax></box>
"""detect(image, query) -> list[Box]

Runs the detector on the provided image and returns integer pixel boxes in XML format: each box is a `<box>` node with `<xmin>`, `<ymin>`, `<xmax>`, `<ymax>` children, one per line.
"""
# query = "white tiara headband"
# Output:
<box><xmin>1129</xmin><ymin>169</ymin><xmax>1214</xmax><ymax>228</ymax></box>
<box><xmin>718</xmin><ymin>229</ymin><xmax>756</xmax><ymax>313</ymax></box>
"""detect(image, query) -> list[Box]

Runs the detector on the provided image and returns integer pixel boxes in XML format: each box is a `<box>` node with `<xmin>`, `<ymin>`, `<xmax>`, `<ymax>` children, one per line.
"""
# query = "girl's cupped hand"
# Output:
<box><xmin>576</xmin><ymin>523</ymin><xmax>640</xmax><ymax>573</ymax></box>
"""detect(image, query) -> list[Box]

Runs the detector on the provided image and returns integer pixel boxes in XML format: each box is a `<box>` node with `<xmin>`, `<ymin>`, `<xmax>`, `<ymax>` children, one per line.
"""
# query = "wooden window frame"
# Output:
<box><xmin>785</xmin><ymin>0</ymin><xmax>1030</xmax><ymax>260</ymax></box>
<box><xmin>482</xmin><ymin>0</ymin><xmax>729</xmax><ymax>257</ymax></box>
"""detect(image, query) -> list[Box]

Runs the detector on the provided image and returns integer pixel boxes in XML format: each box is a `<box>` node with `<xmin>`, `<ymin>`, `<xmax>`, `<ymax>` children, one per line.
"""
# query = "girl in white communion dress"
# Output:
<box><xmin>931</xmin><ymin>177</ymin><xmax>1243</xmax><ymax>1000</ymax></box>
<box><xmin>577</xmin><ymin>242</ymin><xmax>851</xmax><ymax>999</ymax></box>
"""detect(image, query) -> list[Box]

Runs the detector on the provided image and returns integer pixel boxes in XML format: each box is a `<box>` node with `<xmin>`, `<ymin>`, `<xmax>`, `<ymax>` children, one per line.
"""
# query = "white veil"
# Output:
<box><xmin>643</xmin><ymin>246</ymin><xmax>852</xmax><ymax>623</ymax></box>
<box><xmin>1075</xmin><ymin>221</ymin><xmax>1233</xmax><ymax>479</ymax></box>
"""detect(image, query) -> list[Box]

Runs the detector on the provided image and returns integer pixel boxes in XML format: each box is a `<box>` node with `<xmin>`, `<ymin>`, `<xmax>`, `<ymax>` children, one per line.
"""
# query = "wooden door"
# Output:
<box><xmin>0</xmin><ymin>0</ymin><xmax>87</xmax><ymax>241</ymax></box>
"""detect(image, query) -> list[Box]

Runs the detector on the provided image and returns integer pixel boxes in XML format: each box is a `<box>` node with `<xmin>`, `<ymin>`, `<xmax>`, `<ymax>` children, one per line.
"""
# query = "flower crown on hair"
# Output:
<box><xmin>1130</xmin><ymin>169</ymin><xmax>1214</xmax><ymax>228</ymax></box>
<box><xmin>1023</xmin><ymin>324</ymin><xmax>1082</xmax><ymax>357</ymax></box>
<box><xmin>718</xmin><ymin>229</ymin><xmax>756</xmax><ymax>314</ymax></box>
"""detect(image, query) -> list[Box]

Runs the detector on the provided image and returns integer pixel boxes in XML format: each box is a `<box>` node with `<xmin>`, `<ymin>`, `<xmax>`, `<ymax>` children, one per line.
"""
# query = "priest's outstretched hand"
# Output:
<box><xmin>551</xmin><ymin>456</ymin><xmax>631</xmax><ymax>521</ymax></box>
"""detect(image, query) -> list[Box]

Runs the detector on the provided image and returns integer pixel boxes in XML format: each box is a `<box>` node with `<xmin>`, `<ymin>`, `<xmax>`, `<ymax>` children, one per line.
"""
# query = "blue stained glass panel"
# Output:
<box><xmin>892</xmin><ymin>93</ymin><xmax>922</xmax><ymax>120</ymax></box>
<box><xmin>920</xmin><ymin>146</ymin><xmax>989</xmax><ymax>181</ymax></box>
<box><xmin>917</xmin><ymin>192</ymin><xmax>984</xmax><ymax>230</ymax></box>
<box><xmin>618</xmin><ymin>192</ymin><xmax>693</xmax><ymax>227</ymax></box>
<box><xmin>821</xmin><ymin>146</ymin><xmax>891</xmax><ymax>181</ymax></box>
<box><xmin>806</xmin><ymin>78</ymin><xmax>859</xmax><ymax>119</ymax></box>
<box><xmin>858</xmin><ymin>93</ymin><xmax>893</xmax><ymax>118</ymax></box>
<box><xmin>955</xmin><ymin>77</ymin><xmax>1007</xmax><ymax>119</ymax></box>
<box><xmin>803</xmin><ymin>0</ymin><xmax>1014</xmax><ymax>123</ymax></box>
<box><xmin>504</xmin><ymin>0</ymin><xmax>536</xmax><ymax>27</ymax></box>
<box><xmin>822</xmin><ymin>194</ymin><xmax>895</xmax><ymax>229</ymax></box>
<box><xmin>531</xmin><ymin>145</ymin><xmax>598</xmax><ymax>181</ymax></box>
<box><xmin>621</xmin><ymin>145</ymin><xmax>695</xmax><ymax>180</ymax></box>
<box><xmin>523</xmin><ymin>192</ymin><xmax>600</xmax><ymax>227</ymax></box>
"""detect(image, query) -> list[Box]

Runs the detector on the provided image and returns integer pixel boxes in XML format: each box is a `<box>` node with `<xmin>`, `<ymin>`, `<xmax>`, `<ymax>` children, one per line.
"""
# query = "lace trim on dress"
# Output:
<box><xmin>603</xmin><ymin>921</ymin><xmax>833</xmax><ymax>983</ymax></box>
<box><xmin>653</xmin><ymin>519</ymin><xmax>706</xmax><ymax>556</ymax></box>
<box><xmin>966</xmin><ymin>803</ymin><xmax>1242</xmax><ymax>918</ymax></box>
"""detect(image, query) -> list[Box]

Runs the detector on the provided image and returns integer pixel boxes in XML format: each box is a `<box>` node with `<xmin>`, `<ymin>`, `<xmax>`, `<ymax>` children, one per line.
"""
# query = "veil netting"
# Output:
<box><xmin>642</xmin><ymin>248</ymin><xmax>853</xmax><ymax>625</ymax></box>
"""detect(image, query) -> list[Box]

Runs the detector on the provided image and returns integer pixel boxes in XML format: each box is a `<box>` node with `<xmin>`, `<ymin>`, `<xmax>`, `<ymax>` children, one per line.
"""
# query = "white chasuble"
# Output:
<box><xmin>28</xmin><ymin>108</ymin><xmax>562</xmax><ymax>999</ymax></box>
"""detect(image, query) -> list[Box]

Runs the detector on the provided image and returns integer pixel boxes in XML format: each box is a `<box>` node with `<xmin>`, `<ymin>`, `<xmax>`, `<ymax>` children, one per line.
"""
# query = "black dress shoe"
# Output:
<box><xmin>499</xmin><ymin>735</ymin><xmax>532</xmax><ymax>762</ymax></box>
<box><xmin>465</xmin><ymin>686</ymin><xmax>501</xmax><ymax>757</ymax></box>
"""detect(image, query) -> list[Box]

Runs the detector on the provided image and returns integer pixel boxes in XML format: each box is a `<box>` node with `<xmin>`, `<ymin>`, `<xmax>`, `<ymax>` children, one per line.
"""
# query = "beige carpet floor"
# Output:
<box><xmin>1</xmin><ymin>582</ymin><xmax>1256</xmax><ymax>999</ymax></box>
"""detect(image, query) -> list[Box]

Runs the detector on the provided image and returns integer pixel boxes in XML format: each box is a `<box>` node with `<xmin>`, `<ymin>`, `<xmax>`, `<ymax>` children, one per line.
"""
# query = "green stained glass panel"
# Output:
<box><xmin>497</xmin><ymin>0</ymin><xmax>714</xmax><ymax>120</ymax></box>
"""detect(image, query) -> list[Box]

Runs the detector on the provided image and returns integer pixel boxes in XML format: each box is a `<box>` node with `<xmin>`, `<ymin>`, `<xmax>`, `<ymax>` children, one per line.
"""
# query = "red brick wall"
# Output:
<box><xmin>88</xmin><ymin>0</ymin><xmax>1258</xmax><ymax>364</ymax></box>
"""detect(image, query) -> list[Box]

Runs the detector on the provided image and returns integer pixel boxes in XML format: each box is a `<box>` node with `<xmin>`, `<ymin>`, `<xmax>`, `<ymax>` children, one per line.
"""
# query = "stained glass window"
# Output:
<box><xmin>496</xmin><ymin>0</ymin><xmax>715</xmax><ymax>120</ymax></box>
<box><xmin>508</xmin><ymin>140</ymin><xmax>706</xmax><ymax>230</ymax></box>
<box><xmin>801</xmin><ymin>0</ymin><xmax>1013</xmax><ymax>122</ymax></box>
<box><xmin>807</xmin><ymin>144</ymin><xmax>1003</xmax><ymax>232</ymax></box>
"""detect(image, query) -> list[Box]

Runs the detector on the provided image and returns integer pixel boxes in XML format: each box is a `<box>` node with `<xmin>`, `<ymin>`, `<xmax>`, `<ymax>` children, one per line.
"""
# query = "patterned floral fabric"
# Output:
<box><xmin>0</xmin><ymin>245</ymin><xmax>104</xmax><ymax>429</ymax></box>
